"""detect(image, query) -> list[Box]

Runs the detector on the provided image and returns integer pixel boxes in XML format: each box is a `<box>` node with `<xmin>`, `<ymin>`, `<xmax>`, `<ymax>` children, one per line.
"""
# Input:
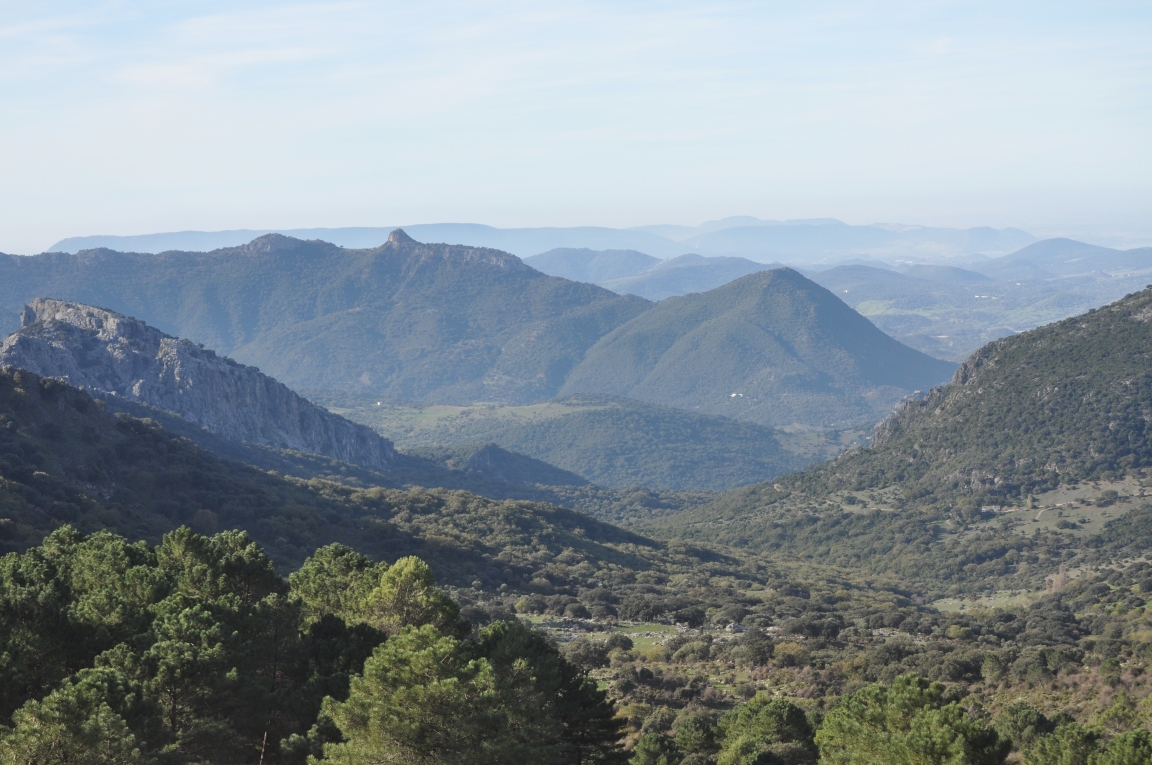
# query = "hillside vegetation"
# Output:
<box><xmin>0</xmin><ymin>367</ymin><xmax>735</xmax><ymax>593</ymax></box>
<box><xmin>7</xmin><ymin>308</ymin><xmax>1152</xmax><ymax>762</ymax></box>
<box><xmin>323</xmin><ymin>394</ymin><xmax>856</xmax><ymax>491</ymax></box>
<box><xmin>787</xmin><ymin>285</ymin><xmax>1152</xmax><ymax>504</ymax></box>
<box><xmin>649</xmin><ymin>287</ymin><xmax>1152</xmax><ymax>597</ymax></box>
<box><xmin>93</xmin><ymin>393</ymin><xmax>713</xmax><ymax>526</ymax></box>
<box><xmin>8</xmin><ymin>527</ymin><xmax>1152</xmax><ymax>765</ymax></box>
<box><xmin>561</xmin><ymin>269</ymin><xmax>956</xmax><ymax>429</ymax></box>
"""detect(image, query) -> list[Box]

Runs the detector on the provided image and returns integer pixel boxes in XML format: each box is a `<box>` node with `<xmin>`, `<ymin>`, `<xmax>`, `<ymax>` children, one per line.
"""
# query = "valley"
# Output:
<box><xmin>8</xmin><ymin>5</ymin><xmax>1151</xmax><ymax>761</ymax></box>
<box><xmin>320</xmin><ymin>395</ymin><xmax>865</xmax><ymax>491</ymax></box>
<box><xmin>3</xmin><ymin>231</ymin><xmax>1152</xmax><ymax>763</ymax></box>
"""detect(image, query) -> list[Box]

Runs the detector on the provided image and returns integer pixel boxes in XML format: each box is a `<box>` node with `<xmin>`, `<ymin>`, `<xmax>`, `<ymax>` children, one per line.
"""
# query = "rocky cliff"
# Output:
<box><xmin>0</xmin><ymin>299</ymin><xmax>395</xmax><ymax>471</ymax></box>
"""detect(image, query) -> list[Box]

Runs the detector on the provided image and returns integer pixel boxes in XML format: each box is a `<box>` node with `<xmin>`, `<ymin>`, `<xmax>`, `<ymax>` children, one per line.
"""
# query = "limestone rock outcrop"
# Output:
<box><xmin>0</xmin><ymin>298</ymin><xmax>395</xmax><ymax>470</ymax></box>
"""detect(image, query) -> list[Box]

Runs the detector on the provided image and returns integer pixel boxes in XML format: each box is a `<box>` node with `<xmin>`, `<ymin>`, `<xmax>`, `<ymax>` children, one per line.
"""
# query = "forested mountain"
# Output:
<box><xmin>2</xmin><ymin>232</ymin><xmax>966</xmax><ymax>435</ymax></box>
<box><xmin>0</xmin><ymin>299</ymin><xmax>395</xmax><ymax>471</ymax></box>
<box><xmin>650</xmin><ymin>286</ymin><xmax>1152</xmax><ymax>597</ymax></box>
<box><xmin>523</xmin><ymin>247</ymin><xmax>662</xmax><ymax>282</ymax></box>
<box><xmin>790</xmin><ymin>285</ymin><xmax>1152</xmax><ymax>504</ymax></box>
<box><xmin>561</xmin><ymin>269</ymin><xmax>956</xmax><ymax>428</ymax></box>
<box><xmin>0</xmin><ymin>230</ymin><xmax>649</xmax><ymax>402</ymax></box>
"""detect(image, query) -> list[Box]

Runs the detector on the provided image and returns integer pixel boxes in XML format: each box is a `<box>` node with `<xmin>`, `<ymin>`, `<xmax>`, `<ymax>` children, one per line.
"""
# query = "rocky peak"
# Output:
<box><xmin>388</xmin><ymin>228</ymin><xmax>416</xmax><ymax>245</ymax></box>
<box><xmin>1</xmin><ymin>299</ymin><xmax>395</xmax><ymax>471</ymax></box>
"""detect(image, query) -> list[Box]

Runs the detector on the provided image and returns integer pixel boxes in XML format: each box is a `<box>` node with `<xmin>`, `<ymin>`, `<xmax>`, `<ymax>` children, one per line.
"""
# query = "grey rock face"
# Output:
<box><xmin>1</xmin><ymin>298</ymin><xmax>395</xmax><ymax>471</ymax></box>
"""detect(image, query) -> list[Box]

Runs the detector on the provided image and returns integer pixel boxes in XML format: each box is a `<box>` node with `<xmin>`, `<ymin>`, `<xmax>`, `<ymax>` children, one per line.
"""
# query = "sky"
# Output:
<box><xmin>1</xmin><ymin>1</ymin><xmax>1150</xmax><ymax>253</ymax></box>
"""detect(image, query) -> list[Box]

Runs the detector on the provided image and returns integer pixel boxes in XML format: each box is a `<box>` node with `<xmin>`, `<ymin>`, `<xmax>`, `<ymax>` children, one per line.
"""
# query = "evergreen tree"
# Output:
<box><xmin>816</xmin><ymin>675</ymin><xmax>1008</xmax><ymax>765</ymax></box>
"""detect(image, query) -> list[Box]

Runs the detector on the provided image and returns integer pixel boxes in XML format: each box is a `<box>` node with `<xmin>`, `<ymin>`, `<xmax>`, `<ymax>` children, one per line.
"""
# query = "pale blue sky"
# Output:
<box><xmin>1</xmin><ymin>1</ymin><xmax>1150</xmax><ymax>253</ymax></box>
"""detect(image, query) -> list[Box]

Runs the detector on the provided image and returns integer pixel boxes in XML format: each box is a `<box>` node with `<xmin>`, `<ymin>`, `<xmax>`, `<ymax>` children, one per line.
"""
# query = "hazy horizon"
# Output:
<box><xmin>27</xmin><ymin>217</ymin><xmax>1152</xmax><ymax>261</ymax></box>
<box><xmin>2</xmin><ymin>1</ymin><xmax>1150</xmax><ymax>253</ymax></box>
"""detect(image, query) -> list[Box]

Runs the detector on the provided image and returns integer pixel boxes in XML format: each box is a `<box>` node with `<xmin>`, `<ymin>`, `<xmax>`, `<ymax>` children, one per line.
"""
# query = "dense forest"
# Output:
<box><xmin>4</xmin><ymin>529</ymin><xmax>1152</xmax><ymax>764</ymax></box>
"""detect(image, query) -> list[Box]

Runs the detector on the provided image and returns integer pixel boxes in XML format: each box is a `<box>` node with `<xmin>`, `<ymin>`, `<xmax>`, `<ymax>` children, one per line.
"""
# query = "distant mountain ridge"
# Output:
<box><xmin>0</xmin><ymin>298</ymin><xmax>397</xmax><ymax>471</ymax></box>
<box><xmin>1</xmin><ymin>231</ymin><xmax>958</xmax><ymax>432</ymax></box>
<box><xmin>975</xmin><ymin>238</ymin><xmax>1152</xmax><ymax>280</ymax></box>
<box><xmin>46</xmin><ymin>219</ymin><xmax>1036</xmax><ymax>262</ymax></box>
<box><xmin>560</xmin><ymin>268</ymin><xmax>957</xmax><ymax>428</ymax></box>
<box><xmin>523</xmin><ymin>248</ymin><xmax>662</xmax><ymax>282</ymax></box>
<box><xmin>809</xmin><ymin>242</ymin><xmax>1152</xmax><ymax>361</ymax></box>
<box><xmin>524</xmin><ymin>248</ymin><xmax>784</xmax><ymax>302</ymax></box>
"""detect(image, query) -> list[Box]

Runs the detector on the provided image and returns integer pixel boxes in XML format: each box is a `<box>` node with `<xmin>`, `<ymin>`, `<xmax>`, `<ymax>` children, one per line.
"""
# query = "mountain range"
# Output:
<box><xmin>532</xmin><ymin>238</ymin><xmax>1152</xmax><ymax>362</ymax></box>
<box><xmin>1</xmin><ymin>231</ymin><xmax>950</xmax><ymax>432</ymax></box>
<box><xmin>7</xmin><ymin>224</ymin><xmax>1152</xmax><ymax>757</ymax></box>
<box><xmin>0</xmin><ymin>230</ymin><xmax>650</xmax><ymax>403</ymax></box>
<box><xmin>47</xmin><ymin>218</ymin><xmax>1035</xmax><ymax>263</ymax></box>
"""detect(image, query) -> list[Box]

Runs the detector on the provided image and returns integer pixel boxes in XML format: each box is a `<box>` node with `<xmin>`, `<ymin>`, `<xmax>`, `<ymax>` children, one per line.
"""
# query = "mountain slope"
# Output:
<box><xmin>523</xmin><ymin>248</ymin><xmax>662</xmax><ymax>282</ymax></box>
<box><xmin>644</xmin><ymin>288</ymin><xmax>1152</xmax><ymax>596</ymax></box>
<box><xmin>0</xmin><ymin>231</ymin><xmax>650</xmax><ymax>402</ymax></box>
<box><xmin>0</xmin><ymin>366</ymin><xmax>722</xmax><ymax>592</ymax></box>
<box><xmin>0</xmin><ymin>299</ymin><xmax>396</xmax><ymax>471</ymax></box>
<box><xmin>812</xmin><ymin>286</ymin><xmax>1152</xmax><ymax>500</ymax></box>
<box><xmin>560</xmin><ymin>269</ymin><xmax>956</xmax><ymax>428</ymax></box>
